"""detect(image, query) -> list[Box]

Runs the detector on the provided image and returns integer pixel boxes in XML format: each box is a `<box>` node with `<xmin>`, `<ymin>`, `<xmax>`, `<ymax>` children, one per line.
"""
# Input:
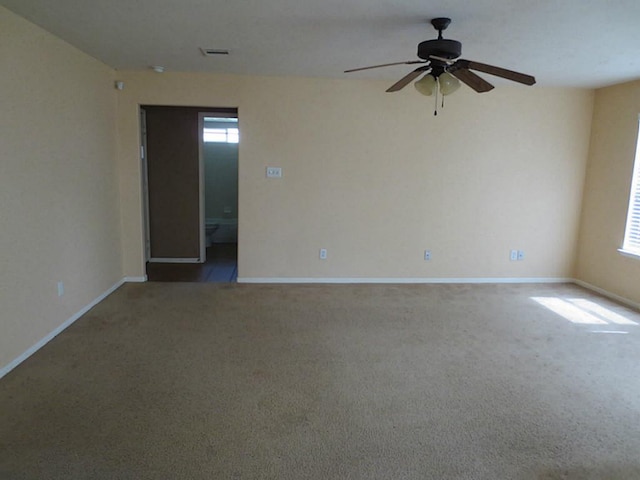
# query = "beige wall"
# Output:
<box><xmin>116</xmin><ymin>71</ymin><xmax>594</xmax><ymax>280</ymax></box>
<box><xmin>576</xmin><ymin>80</ymin><xmax>640</xmax><ymax>304</ymax></box>
<box><xmin>0</xmin><ymin>7</ymin><xmax>121</xmax><ymax>369</ymax></box>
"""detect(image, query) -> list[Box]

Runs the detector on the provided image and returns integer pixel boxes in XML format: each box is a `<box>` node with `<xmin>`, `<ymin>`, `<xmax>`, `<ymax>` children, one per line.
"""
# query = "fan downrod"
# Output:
<box><xmin>431</xmin><ymin>17</ymin><xmax>451</xmax><ymax>38</ymax></box>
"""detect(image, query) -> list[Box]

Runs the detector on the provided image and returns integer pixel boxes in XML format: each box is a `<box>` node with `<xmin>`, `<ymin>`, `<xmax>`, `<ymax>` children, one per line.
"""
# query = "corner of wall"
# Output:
<box><xmin>573</xmin><ymin>88</ymin><xmax>598</xmax><ymax>280</ymax></box>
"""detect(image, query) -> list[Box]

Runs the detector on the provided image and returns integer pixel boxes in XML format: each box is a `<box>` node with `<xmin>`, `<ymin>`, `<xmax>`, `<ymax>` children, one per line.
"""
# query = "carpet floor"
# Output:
<box><xmin>1</xmin><ymin>282</ymin><xmax>640</xmax><ymax>479</ymax></box>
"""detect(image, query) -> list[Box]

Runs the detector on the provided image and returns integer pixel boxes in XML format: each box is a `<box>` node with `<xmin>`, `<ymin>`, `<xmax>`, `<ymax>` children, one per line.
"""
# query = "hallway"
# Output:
<box><xmin>146</xmin><ymin>244</ymin><xmax>237</xmax><ymax>282</ymax></box>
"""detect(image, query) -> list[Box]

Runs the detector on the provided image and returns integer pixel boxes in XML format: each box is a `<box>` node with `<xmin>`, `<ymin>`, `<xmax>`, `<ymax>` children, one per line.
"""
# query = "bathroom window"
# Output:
<box><xmin>203</xmin><ymin>117</ymin><xmax>239</xmax><ymax>144</ymax></box>
<box><xmin>620</xmin><ymin>115</ymin><xmax>640</xmax><ymax>257</ymax></box>
<box><xmin>203</xmin><ymin>127</ymin><xmax>239</xmax><ymax>144</ymax></box>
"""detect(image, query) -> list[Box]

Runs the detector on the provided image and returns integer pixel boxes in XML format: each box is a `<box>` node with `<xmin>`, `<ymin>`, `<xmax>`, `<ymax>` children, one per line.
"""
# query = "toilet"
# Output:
<box><xmin>205</xmin><ymin>220</ymin><xmax>219</xmax><ymax>247</ymax></box>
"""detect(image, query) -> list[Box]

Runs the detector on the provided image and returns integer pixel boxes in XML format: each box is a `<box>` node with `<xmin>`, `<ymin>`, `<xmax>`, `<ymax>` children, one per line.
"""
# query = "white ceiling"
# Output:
<box><xmin>3</xmin><ymin>0</ymin><xmax>640</xmax><ymax>88</ymax></box>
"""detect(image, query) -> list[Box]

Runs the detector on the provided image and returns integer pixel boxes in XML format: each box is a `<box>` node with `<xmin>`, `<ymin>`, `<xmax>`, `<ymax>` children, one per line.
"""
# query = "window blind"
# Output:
<box><xmin>622</xmin><ymin>119</ymin><xmax>640</xmax><ymax>255</ymax></box>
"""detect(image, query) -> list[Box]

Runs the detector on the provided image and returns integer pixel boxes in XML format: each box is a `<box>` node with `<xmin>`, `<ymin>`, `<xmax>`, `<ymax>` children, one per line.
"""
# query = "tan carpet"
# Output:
<box><xmin>1</xmin><ymin>282</ymin><xmax>640</xmax><ymax>479</ymax></box>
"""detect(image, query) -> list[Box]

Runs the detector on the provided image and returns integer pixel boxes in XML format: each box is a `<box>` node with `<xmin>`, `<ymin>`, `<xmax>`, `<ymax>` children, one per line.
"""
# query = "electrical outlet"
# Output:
<box><xmin>266</xmin><ymin>167</ymin><xmax>282</xmax><ymax>178</ymax></box>
<box><xmin>424</xmin><ymin>250</ymin><xmax>431</xmax><ymax>261</ymax></box>
<box><xmin>509</xmin><ymin>250</ymin><xmax>518</xmax><ymax>261</ymax></box>
<box><xmin>319</xmin><ymin>248</ymin><xmax>327</xmax><ymax>260</ymax></box>
<box><xmin>57</xmin><ymin>282</ymin><xmax>64</xmax><ymax>297</ymax></box>
<box><xmin>517</xmin><ymin>250</ymin><xmax>525</xmax><ymax>261</ymax></box>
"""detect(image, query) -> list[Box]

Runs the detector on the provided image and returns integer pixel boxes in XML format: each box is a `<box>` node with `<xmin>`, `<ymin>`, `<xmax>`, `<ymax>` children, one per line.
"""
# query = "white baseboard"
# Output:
<box><xmin>148</xmin><ymin>258</ymin><xmax>199</xmax><ymax>263</ymax></box>
<box><xmin>124</xmin><ymin>276</ymin><xmax>147</xmax><ymax>282</ymax></box>
<box><xmin>0</xmin><ymin>278</ymin><xmax>125</xmax><ymax>380</ymax></box>
<box><xmin>237</xmin><ymin>277</ymin><xmax>573</xmax><ymax>284</ymax></box>
<box><xmin>572</xmin><ymin>279</ymin><xmax>640</xmax><ymax>311</ymax></box>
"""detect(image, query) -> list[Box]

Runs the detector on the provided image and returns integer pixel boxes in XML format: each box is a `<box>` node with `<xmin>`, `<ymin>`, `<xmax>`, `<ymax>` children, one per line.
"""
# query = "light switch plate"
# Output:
<box><xmin>266</xmin><ymin>167</ymin><xmax>282</xmax><ymax>178</ymax></box>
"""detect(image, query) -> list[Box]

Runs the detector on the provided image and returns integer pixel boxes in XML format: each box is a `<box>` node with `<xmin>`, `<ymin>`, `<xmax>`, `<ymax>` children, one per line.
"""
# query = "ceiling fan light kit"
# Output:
<box><xmin>345</xmin><ymin>17</ymin><xmax>536</xmax><ymax>115</ymax></box>
<box><xmin>414</xmin><ymin>74</ymin><xmax>437</xmax><ymax>96</ymax></box>
<box><xmin>438</xmin><ymin>72</ymin><xmax>461</xmax><ymax>95</ymax></box>
<box><xmin>415</xmin><ymin>71</ymin><xmax>461</xmax><ymax>96</ymax></box>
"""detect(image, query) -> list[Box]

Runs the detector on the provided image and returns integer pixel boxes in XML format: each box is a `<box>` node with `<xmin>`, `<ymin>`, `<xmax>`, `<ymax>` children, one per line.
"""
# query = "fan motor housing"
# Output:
<box><xmin>417</xmin><ymin>39</ymin><xmax>461</xmax><ymax>60</ymax></box>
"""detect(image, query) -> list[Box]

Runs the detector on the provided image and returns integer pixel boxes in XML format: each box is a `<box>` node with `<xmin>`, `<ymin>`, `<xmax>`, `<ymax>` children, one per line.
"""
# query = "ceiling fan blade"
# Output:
<box><xmin>448</xmin><ymin>67</ymin><xmax>494</xmax><ymax>93</ymax></box>
<box><xmin>385</xmin><ymin>66</ymin><xmax>431</xmax><ymax>92</ymax></box>
<box><xmin>344</xmin><ymin>60</ymin><xmax>428</xmax><ymax>73</ymax></box>
<box><xmin>459</xmin><ymin>59</ymin><xmax>536</xmax><ymax>86</ymax></box>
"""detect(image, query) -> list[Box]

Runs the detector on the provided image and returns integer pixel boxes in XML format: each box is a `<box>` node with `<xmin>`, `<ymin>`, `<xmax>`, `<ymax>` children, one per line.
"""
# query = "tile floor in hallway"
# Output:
<box><xmin>146</xmin><ymin>244</ymin><xmax>237</xmax><ymax>283</ymax></box>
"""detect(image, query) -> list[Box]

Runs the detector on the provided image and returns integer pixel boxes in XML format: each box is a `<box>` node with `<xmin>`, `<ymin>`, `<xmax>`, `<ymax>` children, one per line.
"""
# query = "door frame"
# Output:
<box><xmin>197</xmin><ymin>113</ymin><xmax>206</xmax><ymax>263</ymax></box>
<box><xmin>140</xmin><ymin>106</ymin><xmax>239</xmax><ymax>268</ymax></box>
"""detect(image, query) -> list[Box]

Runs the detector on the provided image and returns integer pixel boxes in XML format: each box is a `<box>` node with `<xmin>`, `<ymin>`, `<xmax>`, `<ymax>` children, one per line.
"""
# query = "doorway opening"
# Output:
<box><xmin>141</xmin><ymin>106</ymin><xmax>239</xmax><ymax>282</ymax></box>
<box><xmin>200</xmin><ymin>113</ymin><xmax>239</xmax><ymax>282</ymax></box>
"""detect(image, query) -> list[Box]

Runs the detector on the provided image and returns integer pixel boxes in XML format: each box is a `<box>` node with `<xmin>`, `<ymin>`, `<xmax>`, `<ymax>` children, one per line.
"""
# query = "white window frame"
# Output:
<box><xmin>203</xmin><ymin>127</ymin><xmax>239</xmax><ymax>144</ymax></box>
<box><xmin>619</xmin><ymin>115</ymin><xmax>640</xmax><ymax>258</ymax></box>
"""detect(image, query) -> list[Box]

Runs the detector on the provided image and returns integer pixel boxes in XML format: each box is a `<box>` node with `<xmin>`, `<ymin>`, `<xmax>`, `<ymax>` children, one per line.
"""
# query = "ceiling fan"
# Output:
<box><xmin>344</xmin><ymin>18</ymin><xmax>536</xmax><ymax>96</ymax></box>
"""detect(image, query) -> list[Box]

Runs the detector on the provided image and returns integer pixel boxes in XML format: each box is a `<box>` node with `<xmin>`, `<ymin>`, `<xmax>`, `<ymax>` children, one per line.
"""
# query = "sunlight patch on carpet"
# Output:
<box><xmin>531</xmin><ymin>296</ymin><xmax>638</xmax><ymax>330</ymax></box>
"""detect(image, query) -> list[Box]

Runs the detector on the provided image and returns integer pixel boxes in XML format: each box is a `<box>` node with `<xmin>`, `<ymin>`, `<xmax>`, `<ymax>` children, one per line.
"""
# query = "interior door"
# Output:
<box><xmin>144</xmin><ymin>106</ymin><xmax>201</xmax><ymax>261</ymax></box>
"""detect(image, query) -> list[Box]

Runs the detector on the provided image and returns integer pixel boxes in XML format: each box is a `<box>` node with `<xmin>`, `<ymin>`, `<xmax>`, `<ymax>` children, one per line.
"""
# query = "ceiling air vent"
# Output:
<box><xmin>200</xmin><ymin>48</ymin><xmax>230</xmax><ymax>57</ymax></box>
